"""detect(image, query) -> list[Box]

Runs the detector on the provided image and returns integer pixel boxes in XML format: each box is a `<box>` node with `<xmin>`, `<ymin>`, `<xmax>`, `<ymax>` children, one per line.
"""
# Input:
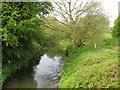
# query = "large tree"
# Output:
<box><xmin>2</xmin><ymin>1</ymin><xmax>53</xmax><ymax>64</ymax></box>
<box><xmin>45</xmin><ymin>0</ymin><xmax>109</xmax><ymax>47</ymax></box>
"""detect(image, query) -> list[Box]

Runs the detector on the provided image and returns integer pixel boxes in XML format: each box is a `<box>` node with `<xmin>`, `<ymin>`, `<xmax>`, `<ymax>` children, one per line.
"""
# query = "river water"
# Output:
<box><xmin>3</xmin><ymin>48</ymin><xmax>63</xmax><ymax>88</ymax></box>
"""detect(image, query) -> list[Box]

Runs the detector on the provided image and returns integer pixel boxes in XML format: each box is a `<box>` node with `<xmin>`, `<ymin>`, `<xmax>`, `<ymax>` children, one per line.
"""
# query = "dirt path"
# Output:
<box><xmin>108</xmin><ymin>45</ymin><xmax>120</xmax><ymax>49</ymax></box>
<box><xmin>97</xmin><ymin>47</ymin><xmax>117</xmax><ymax>52</ymax></box>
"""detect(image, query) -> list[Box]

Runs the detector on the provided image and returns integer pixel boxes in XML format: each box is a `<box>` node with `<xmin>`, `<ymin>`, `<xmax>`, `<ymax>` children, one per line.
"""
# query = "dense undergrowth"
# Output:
<box><xmin>58</xmin><ymin>45</ymin><xmax>118</xmax><ymax>88</ymax></box>
<box><xmin>2</xmin><ymin>42</ymin><xmax>43</xmax><ymax>83</ymax></box>
<box><xmin>2</xmin><ymin>2</ymin><xmax>53</xmax><ymax>84</ymax></box>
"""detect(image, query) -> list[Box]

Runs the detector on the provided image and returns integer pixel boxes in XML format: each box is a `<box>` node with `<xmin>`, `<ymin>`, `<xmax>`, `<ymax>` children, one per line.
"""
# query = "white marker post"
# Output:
<box><xmin>94</xmin><ymin>43</ymin><xmax>96</xmax><ymax>48</ymax></box>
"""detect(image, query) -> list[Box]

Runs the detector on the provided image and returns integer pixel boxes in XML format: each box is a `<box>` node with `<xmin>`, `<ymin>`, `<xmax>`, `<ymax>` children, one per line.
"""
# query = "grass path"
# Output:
<box><xmin>97</xmin><ymin>47</ymin><xmax>117</xmax><ymax>52</ymax></box>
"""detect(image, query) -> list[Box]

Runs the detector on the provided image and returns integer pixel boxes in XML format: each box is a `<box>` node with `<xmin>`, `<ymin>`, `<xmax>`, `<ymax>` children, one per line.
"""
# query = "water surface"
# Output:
<box><xmin>3</xmin><ymin>49</ymin><xmax>63</xmax><ymax>88</ymax></box>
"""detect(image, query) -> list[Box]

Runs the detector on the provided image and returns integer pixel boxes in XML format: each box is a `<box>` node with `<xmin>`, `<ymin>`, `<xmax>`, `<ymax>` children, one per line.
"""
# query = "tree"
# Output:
<box><xmin>2</xmin><ymin>2</ymin><xmax>53</xmax><ymax>64</ymax></box>
<box><xmin>75</xmin><ymin>13</ymin><xmax>109</xmax><ymax>46</ymax></box>
<box><xmin>46</xmin><ymin>0</ymin><xmax>109</xmax><ymax>47</ymax></box>
<box><xmin>42</xmin><ymin>16</ymin><xmax>68</xmax><ymax>46</ymax></box>
<box><xmin>112</xmin><ymin>16</ymin><xmax>120</xmax><ymax>37</ymax></box>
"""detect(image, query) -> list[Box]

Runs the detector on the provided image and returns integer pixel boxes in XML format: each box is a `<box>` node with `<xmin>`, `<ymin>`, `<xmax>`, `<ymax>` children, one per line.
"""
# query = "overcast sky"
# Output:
<box><xmin>42</xmin><ymin>0</ymin><xmax>119</xmax><ymax>27</ymax></box>
<box><xmin>99</xmin><ymin>0</ymin><xmax>119</xmax><ymax>27</ymax></box>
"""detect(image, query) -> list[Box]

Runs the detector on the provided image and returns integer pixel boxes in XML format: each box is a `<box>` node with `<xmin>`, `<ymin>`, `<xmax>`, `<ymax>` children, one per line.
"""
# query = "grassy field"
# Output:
<box><xmin>58</xmin><ymin>45</ymin><xmax>118</xmax><ymax>88</ymax></box>
<box><xmin>58</xmin><ymin>32</ymin><xmax>119</xmax><ymax>88</ymax></box>
<box><xmin>99</xmin><ymin>32</ymin><xmax>119</xmax><ymax>46</ymax></box>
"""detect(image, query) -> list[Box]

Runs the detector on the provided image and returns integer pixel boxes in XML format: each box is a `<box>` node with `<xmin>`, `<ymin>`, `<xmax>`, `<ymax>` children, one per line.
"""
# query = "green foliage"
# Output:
<box><xmin>76</xmin><ymin>14</ymin><xmax>109</xmax><ymax>45</ymax></box>
<box><xmin>112</xmin><ymin>16</ymin><xmax>120</xmax><ymax>37</ymax></box>
<box><xmin>104</xmin><ymin>33</ymin><xmax>112</xmax><ymax>39</ymax></box>
<box><xmin>58</xmin><ymin>46</ymin><xmax>118</xmax><ymax>88</ymax></box>
<box><xmin>103</xmin><ymin>38</ymin><xmax>118</xmax><ymax>46</ymax></box>
<box><xmin>2</xmin><ymin>2</ymin><xmax>53</xmax><ymax>82</ymax></box>
<box><xmin>97</xmin><ymin>32</ymin><xmax>119</xmax><ymax>47</ymax></box>
<box><xmin>2</xmin><ymin>42</ymin><xmax>42</xmax><ymax>83</ymax></box>
<box><xmin>60</xmin><ymin>40</ymin><xmax>72</xmax><ymax>49</ymax></box>
<box><xmin>50</xmin><ymin>0</ymin><xmax>109</xmax><ymax>47</ymax></box>
<box><xmin>2</xmin><ymin>2</ymin><xmax>52</xmax><ymax>48</ymax></box>
<box><xmin>42</xmin><ymin>17</ymin><xmax>65</xmax><ymax>46</ymax></box>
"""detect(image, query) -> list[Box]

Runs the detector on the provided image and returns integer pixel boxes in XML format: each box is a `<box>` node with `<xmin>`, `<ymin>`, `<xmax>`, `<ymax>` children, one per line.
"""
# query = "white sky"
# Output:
<box><xmin>42</xmin><ymin>0</ymin><xmax>119</xmax><ymax>27</ymax></box>
<box><xmin>98</xmin><ymin>0</ymin><xmax>119</xmax><ymax>27</ymax></box>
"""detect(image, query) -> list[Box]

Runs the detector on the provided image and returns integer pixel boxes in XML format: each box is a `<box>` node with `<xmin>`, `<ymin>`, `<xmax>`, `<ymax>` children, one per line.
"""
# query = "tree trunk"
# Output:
<box><xmin>72</xmin><ymin>22</ymin><xmax>76</xmax><ymax>48</ymax></box>
<box><xmin>73</xmin><ymin>38</ymin><xmax>76</xmax><ymax>48</ymax></box>
<box><xmin>72</xmin><ymin>30</ymin><xmax>76</xmax><ymax>48</ymax></box>
<box><xmin>77</xmin><ymin>40</ymin><xmax>84</xmax><ymax>47</ymax></box>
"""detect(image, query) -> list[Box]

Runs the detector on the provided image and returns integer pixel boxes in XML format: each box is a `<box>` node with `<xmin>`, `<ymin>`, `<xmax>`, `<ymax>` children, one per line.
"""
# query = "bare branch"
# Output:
<box><xmin>75</xmin><ymin>1</ymin><xmax>99</xmax><ymax>22</ymax></box>
<box><xmin>43</xmin><ymin>19</ymin><xmax>72</xmax><ymax>36</ymax></box>
<box><xmin>61</xmin><ymin>0</ymin><xmax>69</xmax><ymax>14</ymax></box>
<box><xmin>71</xmin><ymin>0</ymin><xmax>79</xmax><ymax>13</ymax></box>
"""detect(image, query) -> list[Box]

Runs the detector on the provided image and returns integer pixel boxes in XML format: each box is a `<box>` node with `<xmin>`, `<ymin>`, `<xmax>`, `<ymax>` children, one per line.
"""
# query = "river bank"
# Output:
<box><xmin>2</xmin><ymin>41</ymin><xmax>118</xmax><ymax>88</ymax></box>
<box><xmin>58</xmin><ymin>45</ymin><xmax>118</xmax><ymax>88</ymax></box>
<box><xmin>3</xmin><ymin>47</ymin><xmax>63</xmax><ymax>88</ymax></box>
<box><xmin>2</xmin><ymin>43</ymin><xmax>44</xmax><ymax>84</ymax></box>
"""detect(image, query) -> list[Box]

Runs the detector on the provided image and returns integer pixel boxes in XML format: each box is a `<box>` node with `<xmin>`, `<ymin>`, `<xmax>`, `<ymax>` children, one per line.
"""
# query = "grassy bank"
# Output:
<box><xmin>58</xmin><ymin>45</ymin><xmax>118</xmax><ymax>88</ymax></box>
<box><xmin>2</xmin><ymin>42</ymin><xmax>44</xmax><ymax>83</ymax></box>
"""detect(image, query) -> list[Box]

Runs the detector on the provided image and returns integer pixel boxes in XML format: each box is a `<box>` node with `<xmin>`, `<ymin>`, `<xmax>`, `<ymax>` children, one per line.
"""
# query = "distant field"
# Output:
<box><xmin>103</xmin><ymin>33</ymin><xmax>112</xmax><ymax>39</ymax></box>
<box><xmin>97</xmin><ymin>32</ymin><xmax>119</xmax><ymax>47</ymax></box>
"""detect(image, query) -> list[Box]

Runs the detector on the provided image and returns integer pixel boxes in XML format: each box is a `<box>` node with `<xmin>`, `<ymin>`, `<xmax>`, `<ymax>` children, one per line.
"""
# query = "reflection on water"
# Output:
<box><xmin>3</xmin><ymin>53</ymin><xmax>63</xmax><ymax>88</ymax></box>
<box><xmin>34</xmin><ymin>54</ymin><xmax>62</xmax><ymax>88</ymax></box>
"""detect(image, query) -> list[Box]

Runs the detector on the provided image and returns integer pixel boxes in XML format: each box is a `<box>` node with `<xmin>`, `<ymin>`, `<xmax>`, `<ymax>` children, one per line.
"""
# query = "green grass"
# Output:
<box><xmin>102</xmin><ymin>33</ymin><xmax>119</xmax><ymax>46</ymax></box>
<box><xmin>96</xmin><ymin>33</ymin><xmax>119</xmax><ymax>48</ymax></box>
<box><xmin>103</xmin><ymin>38</ymin><xmax>118</xmax><ymax>46</ymax></box>
<box><xmin>103</xmin><ymin>33</ymin><xmax>112</xmax><ymax>39</ymax></box>
<box><xmin>58</xmin><ymin>45</ymin><xmax>118</xmax><ymax>88</ymax></box>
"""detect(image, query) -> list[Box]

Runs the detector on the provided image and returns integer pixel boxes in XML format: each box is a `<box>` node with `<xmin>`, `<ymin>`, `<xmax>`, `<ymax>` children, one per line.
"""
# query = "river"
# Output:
<box><xmin>3</xmin><ymin>47</ymin><xmax>63</xmax><ymax>88</ymax></box>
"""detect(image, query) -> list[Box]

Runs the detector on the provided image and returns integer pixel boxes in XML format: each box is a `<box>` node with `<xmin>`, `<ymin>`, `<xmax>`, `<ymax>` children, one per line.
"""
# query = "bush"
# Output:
<box><xmin>112</xmin><ymin>16</ymin><xmax>120</xmax><ymax>37</ymax></box>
